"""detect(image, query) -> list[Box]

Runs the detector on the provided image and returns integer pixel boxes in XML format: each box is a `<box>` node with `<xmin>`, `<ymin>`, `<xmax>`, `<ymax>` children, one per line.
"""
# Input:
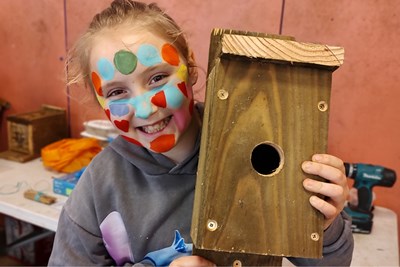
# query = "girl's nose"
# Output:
<box><xmin>130</xmin><ymin>94</ymin><xmax>158</xmax><ymax>119</ymax></box>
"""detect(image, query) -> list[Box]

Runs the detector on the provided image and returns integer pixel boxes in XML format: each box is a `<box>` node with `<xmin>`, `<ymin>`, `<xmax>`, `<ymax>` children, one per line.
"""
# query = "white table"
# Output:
<box><xmin>0</xmin><ymin>158</ymin><xmax>67</xmax><ymax>232</ymax></box>
<box><xmin>351</xmin><ymin>206</ymin><xmax>399</xmax><ymax>266</ymax></box>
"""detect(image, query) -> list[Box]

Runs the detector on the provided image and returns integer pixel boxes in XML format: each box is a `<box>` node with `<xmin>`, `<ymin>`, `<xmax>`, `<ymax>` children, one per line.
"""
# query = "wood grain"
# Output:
<box><xmin>221</xmin><ymin>34</ymin><xmax>344</xmax><ymax>68</ymax></box>
<box><xmin>192</xmin><ymin>29</ymin><xmax>344</xmax><ymax>264</ymax></box>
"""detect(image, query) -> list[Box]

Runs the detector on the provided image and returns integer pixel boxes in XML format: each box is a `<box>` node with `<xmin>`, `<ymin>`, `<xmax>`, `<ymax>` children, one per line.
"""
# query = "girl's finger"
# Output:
<box><xmin>303</xmin><ymin>178</ymin><xmax>344</xmax><ymax>200</ymax></box>
<box><xmin>309</xmin><ymin>195</ymin><xmax>337</xmax><ymax>219</ymax></box>
<box><xmin>312</xmin><ymin>154</ymin><xmax>345</xmax><ymax>174</ymax></box>
<box><xmin>302</xmin><ymin>161</ymin><xmax>345</xmax><ymax>186</ymax></box>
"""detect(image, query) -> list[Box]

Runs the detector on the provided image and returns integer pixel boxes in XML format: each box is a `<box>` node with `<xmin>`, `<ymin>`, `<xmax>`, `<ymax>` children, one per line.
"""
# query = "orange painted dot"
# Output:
<box><xmin>91</xmin><ymin>72</ymin><xmax>103</xmax><ymax>96</ymax></box>
<box><xmin>161</xmin><ymin>44</ymin><xmax>180</xmax><ymax>66</ymax></box>
<box><xmin>150</xmin><ymin>134</ymin><xmax>175</xmax><ymax>152</ymax></box>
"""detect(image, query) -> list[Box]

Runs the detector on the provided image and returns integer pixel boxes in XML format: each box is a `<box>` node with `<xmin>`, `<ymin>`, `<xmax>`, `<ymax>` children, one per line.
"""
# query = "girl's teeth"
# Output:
<box><xmin>142</xmin><ymin>117</ymin><xmax>171</xmax><ymax>134</ymax></box>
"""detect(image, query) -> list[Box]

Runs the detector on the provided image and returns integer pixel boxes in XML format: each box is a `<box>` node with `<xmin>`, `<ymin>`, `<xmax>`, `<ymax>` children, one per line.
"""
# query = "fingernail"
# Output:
<box><xmin>310</xmin><ymin>195</ymin><xmax>318</xmax><ymax>205</ymax></box>
<box><xmin>313</xmin><ymin>154</ymin><xmax>322</xmax><ymax>162</ymax></box>
<box><xmin>302</xmin><ymin>161</ymin><xmax>312</xmax><ymax>170</ymax></box>
<box><xmin>303</xmin><ymin>179</ymin><xmax>313</xmax><ymax>189</ymax></box>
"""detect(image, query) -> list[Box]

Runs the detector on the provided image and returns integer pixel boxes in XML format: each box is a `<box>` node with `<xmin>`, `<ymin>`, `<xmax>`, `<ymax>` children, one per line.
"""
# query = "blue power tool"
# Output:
<box><xmin>344</xmin><ymin>163</ymin><xmax>396</xmax><ymax>233</ymax></box>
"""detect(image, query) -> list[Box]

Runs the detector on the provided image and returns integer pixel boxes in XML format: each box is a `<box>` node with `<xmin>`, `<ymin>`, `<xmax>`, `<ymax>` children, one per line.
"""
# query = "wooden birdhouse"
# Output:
<box><xmin>191</xmin><ymin>29</ymin><xmax>344</xmax><ymax>266</ymax></box>
<box><xmin>0</xmin><ymin>105</ymin><xmax>68</xmax><ymax>162</ymax></box>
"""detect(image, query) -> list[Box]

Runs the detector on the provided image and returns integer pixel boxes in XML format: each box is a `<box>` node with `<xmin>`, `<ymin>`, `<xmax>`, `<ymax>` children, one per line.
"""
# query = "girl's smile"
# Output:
<box><xmin>138</xmin><ymin>115</ymin><xmax>172</xmax><ymax>134</ymax></box>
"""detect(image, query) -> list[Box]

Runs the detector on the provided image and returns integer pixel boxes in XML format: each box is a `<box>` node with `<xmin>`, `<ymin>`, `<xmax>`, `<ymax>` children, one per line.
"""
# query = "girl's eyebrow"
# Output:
<box><xmin>141</xmin><ymin>63</ymin><xmax>172</xmax><ymax>76</ymax></box>
<box><xmin>101</xmin><ymin>81</ymin><xmax>126</xmax><ymax>93</ymax></box>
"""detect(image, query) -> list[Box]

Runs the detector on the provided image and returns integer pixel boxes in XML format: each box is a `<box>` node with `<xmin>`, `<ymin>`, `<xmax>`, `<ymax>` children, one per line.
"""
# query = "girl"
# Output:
<box><xmin>49</xmin><ymin>0</ymin><xmax>353</xmax><ymax>266</ymax></box>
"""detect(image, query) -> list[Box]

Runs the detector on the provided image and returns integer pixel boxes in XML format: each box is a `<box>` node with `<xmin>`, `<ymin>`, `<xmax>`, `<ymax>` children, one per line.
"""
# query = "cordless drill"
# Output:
<box><xmin>344</xmin><ymin>162</ymin><xmax>396</xmax><ymax>233</ymax></box>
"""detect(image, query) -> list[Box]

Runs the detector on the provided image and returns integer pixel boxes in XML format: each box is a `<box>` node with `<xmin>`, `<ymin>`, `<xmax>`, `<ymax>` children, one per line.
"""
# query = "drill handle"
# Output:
<box><xmin>356</xmin><ymin>186</ymin><xmax>373</xmax><ymax>213</ymax></box>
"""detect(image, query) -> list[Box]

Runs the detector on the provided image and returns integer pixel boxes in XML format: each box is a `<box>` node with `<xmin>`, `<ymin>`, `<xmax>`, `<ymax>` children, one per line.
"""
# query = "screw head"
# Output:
<box><xmin>207</xmin><ymin>219</ymin><xmax>218</xmax><ymax>231</ymax></box>
<box><xmin>317</xmin><ymin>101</ymin><xmax>328</xmax><ymax>112</ymax></box>
<box><xmin>311</xmin><ymin>232</ymin><xmax>320</xmax><ymax>241</ymax></box>
<box><xmin>217</xmin><ymin>89</ymin><xmax>229</xmax><ymax>100</ymax></box>
<box><xmin>233</xmin><ymin>260</ymin><xmax>242</xmax><ymax>267</ymax></box>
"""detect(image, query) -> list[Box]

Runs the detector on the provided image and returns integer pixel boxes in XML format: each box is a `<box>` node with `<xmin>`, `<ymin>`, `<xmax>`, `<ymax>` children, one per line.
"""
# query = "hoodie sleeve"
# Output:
<box><xmin>48</xmin><ymin>207</ymin><xmax>116</xmax><ymax>266</ymax></box>
<box><xmin>287</xmin><ymin>211</ymin><xmax>354</xmax><ymax>266</ymax></box>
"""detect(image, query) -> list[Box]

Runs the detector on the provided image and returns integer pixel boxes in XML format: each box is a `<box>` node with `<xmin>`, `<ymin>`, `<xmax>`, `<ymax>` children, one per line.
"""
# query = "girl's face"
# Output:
<box><xmin>89</xmin><ymin>30</ymin><xmax>195</xmax><ymax>153</ymax></box>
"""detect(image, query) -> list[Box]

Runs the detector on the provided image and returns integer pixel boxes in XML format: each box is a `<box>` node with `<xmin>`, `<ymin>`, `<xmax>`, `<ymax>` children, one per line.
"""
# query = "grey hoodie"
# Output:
<box><xmin>49</xmin><ymin>116</ymin><xmax>353</xmax><ymax>266</ymax></box>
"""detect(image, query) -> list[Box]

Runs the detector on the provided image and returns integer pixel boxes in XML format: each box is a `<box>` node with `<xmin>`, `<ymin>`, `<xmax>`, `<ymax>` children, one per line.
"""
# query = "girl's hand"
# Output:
<box><xmin>302</xmin><ymin>154</ymin><xmax>349</xmax><ymax>230</ymax></box>
<box><xmin>169</xmin><ymin>256</ymin><xmax>215</xmax><ymax>267</ymax></box>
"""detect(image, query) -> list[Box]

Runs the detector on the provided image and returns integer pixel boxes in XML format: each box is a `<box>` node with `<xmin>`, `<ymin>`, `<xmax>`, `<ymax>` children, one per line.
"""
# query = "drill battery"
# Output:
<box><xmin>344</xmin><ymin>205</ymin><xmax>373</xmax><ymax>234</ymax></box>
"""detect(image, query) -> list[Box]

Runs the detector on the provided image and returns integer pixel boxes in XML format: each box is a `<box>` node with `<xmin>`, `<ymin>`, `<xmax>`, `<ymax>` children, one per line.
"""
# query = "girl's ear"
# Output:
<box><xmin>187</xmin><ymin>50</ymin><xmax>198</xmax><ymax>85</ymax></box>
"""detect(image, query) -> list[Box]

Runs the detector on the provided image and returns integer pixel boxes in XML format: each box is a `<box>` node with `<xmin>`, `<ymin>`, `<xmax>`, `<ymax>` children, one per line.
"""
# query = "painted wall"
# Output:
<box><xmin>0</xmin><ymin>0</ymin><xmax>399</xmax><ymax>254</ymax></box>
<box><xmin>0</xmin><ymin>0</ymin><xmax>67</xmax><ymax>146</ymax></box>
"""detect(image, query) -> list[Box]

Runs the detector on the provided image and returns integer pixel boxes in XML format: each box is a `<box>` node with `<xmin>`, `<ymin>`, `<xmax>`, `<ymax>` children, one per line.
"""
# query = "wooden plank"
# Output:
<box><xmin>221</xmin><ymin>34</ymin><xmax>344</xmax><ymax>69</ymax></box>
<box><xmin>192</xmin><ymin>29</ymin><xmax>343</xmax><ymax>263</ymax></box>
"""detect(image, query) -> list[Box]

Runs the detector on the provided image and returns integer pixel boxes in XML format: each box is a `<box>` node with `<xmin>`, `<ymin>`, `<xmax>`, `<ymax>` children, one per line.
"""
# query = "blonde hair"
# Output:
<box><xmin>66</xmin><ymin>0</ymin><xmax>192</xmax><ymax>88</ymax></box>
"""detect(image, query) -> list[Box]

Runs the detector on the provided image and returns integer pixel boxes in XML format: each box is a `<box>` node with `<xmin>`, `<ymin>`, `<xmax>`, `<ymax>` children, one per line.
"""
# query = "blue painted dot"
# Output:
<box><xmin>131</xmin><ymin>95</ymin><xmax>153</xmax><ymax>119</ymax></box>
<box><xmin>109</xmin><ymin>102</ymin><xmax>130</xmax><ymax>117</ymax></box>
<box><xmin>136</xmin><ymin>44</ymin><xmax>162</xmax><ymax>67</ymax></box>
<box><xmin>97</xmin><ymin>58</ymin><xmax>115</xmax><ymax>81</ymax></box>
<box><xmin>163</xmin><ymin>84</ymin><xmax>184</xmax><ymax>109</ymax></box>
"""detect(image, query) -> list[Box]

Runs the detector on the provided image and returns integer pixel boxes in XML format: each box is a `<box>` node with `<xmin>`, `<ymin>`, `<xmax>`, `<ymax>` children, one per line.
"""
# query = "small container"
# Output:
<box><xmin>82</xmin><ymin>120</ymin><xmax>117</xmax><ymax>140</ymax></box>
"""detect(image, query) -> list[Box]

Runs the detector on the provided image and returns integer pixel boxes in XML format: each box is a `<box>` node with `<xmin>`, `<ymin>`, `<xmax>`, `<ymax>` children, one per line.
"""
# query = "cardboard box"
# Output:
<box><xmin>0</xmin><ymin>105</ymin><xmax>68</xmax><ymax>162</ymax></box>
<box><xmin>52</xmin><ymin>168</ymin><xmax>83</xmax><ymax>196</ymax></box>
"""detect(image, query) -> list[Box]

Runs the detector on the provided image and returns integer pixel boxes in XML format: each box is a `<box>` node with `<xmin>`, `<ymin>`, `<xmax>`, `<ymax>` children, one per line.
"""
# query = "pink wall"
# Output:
<box><xmin>282</xmin><ymin>0</ymin><xmax>400</xmax><ymax>221</ymax></box>
<box><xmin>1</xmin><ymin>0</ymin><xmax>399</xmax><ymax>253</ymax></box>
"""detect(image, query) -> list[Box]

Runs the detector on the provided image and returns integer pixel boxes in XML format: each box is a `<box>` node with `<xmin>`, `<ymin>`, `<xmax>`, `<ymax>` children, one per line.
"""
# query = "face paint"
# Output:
<box><xmin>109</xmin><ymin>103</ymin><xmax>130</xmax><ymax>117</ymax></box>
<box><xmin>97</xmin><ymin>94</ymin><xmax>107</xmax><ymax>109</ymax></box>
<box><xmin>177</xmin><ymin>64</ymin><xmax>188</xmax><ymax>83</ymax></box>
<box><xmin>150</xmin><ymin>134</ymin><xmax>175</xmax><ymax>153</ymax></box>
<box><xmin>114</xmin><ymin>50</ymin><xmax>137</xmax><ymax>75</ymax></box>
<box><xmin>91</xmin><ymin>72</ymin><xmax>103</xmax><ymax>96</ymax></box>
<box><xmin>161</xmin><ymin>43</ymin><xmax>180</xmax><ymax>66</ymax></box>
<box><xmin>121</xmin><ymin>135</ymin><xmax>143</xmax><ymax>147</ymax></box>
<box><xmin>136</xmin><ymin>44</ymin><xmax>163</xmax><ymax>67</ymax></box>
<box><xmin>108</xmin><ymin>79</ymin><xmax>186</xmax><ymax>120</ymax></box>
<box><xmin>91</xmin><ymin>71</ymin><xmax>107</xmax><ymax>109</ymax></box>
<box><xmin>152</xmin><ymin>91</ymin><xmax>167</xmax><ymax>108</ymax></box>
<box><xmin>97</xmin><ymin>58</ymin><xmax>115</xmax><ymax>81</ymax></box>
<box><xmin>159</xmin><ymin>83</ymin><xmax>185</xmax><ymax>109</ymax></box>
<box><xmin>177</xmin><ymin>82</ymin><xmax>188</xmax><ymax>98</ymax></box>
<box><xmin>90</xmin><ymin>32</ymin><xmax>195</xmax><ymax>154</ymax></box>
<box><xmin>108</xmin><ymin>89</ymin><xmax>159</xmax><ymax>119</ymax></box>
<box><xmin>114</xmin><ymin>119</ymin><xmax>130</xmax><ymax>132</ymax></box>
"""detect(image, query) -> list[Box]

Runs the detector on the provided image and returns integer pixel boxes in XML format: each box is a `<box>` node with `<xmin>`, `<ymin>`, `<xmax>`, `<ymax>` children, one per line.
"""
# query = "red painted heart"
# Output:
<box><xmin>114</xmin><ymin>120</ymin><xmax>129</xmax><ymax>132</ymax></box>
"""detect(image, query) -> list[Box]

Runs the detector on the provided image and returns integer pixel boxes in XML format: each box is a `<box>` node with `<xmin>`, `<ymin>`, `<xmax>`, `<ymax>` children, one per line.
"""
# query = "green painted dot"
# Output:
<box><xmin>114</xmin><ymin>50</ymin><xmax>137</xmax><ymax>75</ymax></box>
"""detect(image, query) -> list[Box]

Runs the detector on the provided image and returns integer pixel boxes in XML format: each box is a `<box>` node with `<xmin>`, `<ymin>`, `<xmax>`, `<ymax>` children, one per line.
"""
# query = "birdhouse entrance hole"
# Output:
<box><xmin>251</xmin><ymin>143</ymin><xmax>283</xmax><ymax>176</ymax></box>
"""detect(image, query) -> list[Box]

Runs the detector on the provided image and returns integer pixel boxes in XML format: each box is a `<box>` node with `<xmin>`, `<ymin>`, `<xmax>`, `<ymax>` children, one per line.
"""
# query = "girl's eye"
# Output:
<box><xmin>149</xmin><ymin>74</ymin><xmax>168</xmax><ymax>85</ymax></box>
<box><xmin>107</xmin><ymin>88</ymin><xmax>127</xmax><ymax>98</ymax></box>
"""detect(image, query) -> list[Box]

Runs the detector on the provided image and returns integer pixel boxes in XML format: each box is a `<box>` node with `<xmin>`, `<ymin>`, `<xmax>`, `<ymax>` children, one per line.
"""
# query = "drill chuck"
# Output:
<box><xmin>344</xmin><ymin>162</ymin><xmax>355</xmax><ymax>178</ymax></box>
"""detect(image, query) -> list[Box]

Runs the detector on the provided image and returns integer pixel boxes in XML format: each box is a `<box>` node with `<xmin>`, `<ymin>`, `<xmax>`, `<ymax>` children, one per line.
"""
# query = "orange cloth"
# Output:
<box><xmin>41</xmin><ymin>138</ymin><xmax>102</xmax><ymax>173</ymax></box>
